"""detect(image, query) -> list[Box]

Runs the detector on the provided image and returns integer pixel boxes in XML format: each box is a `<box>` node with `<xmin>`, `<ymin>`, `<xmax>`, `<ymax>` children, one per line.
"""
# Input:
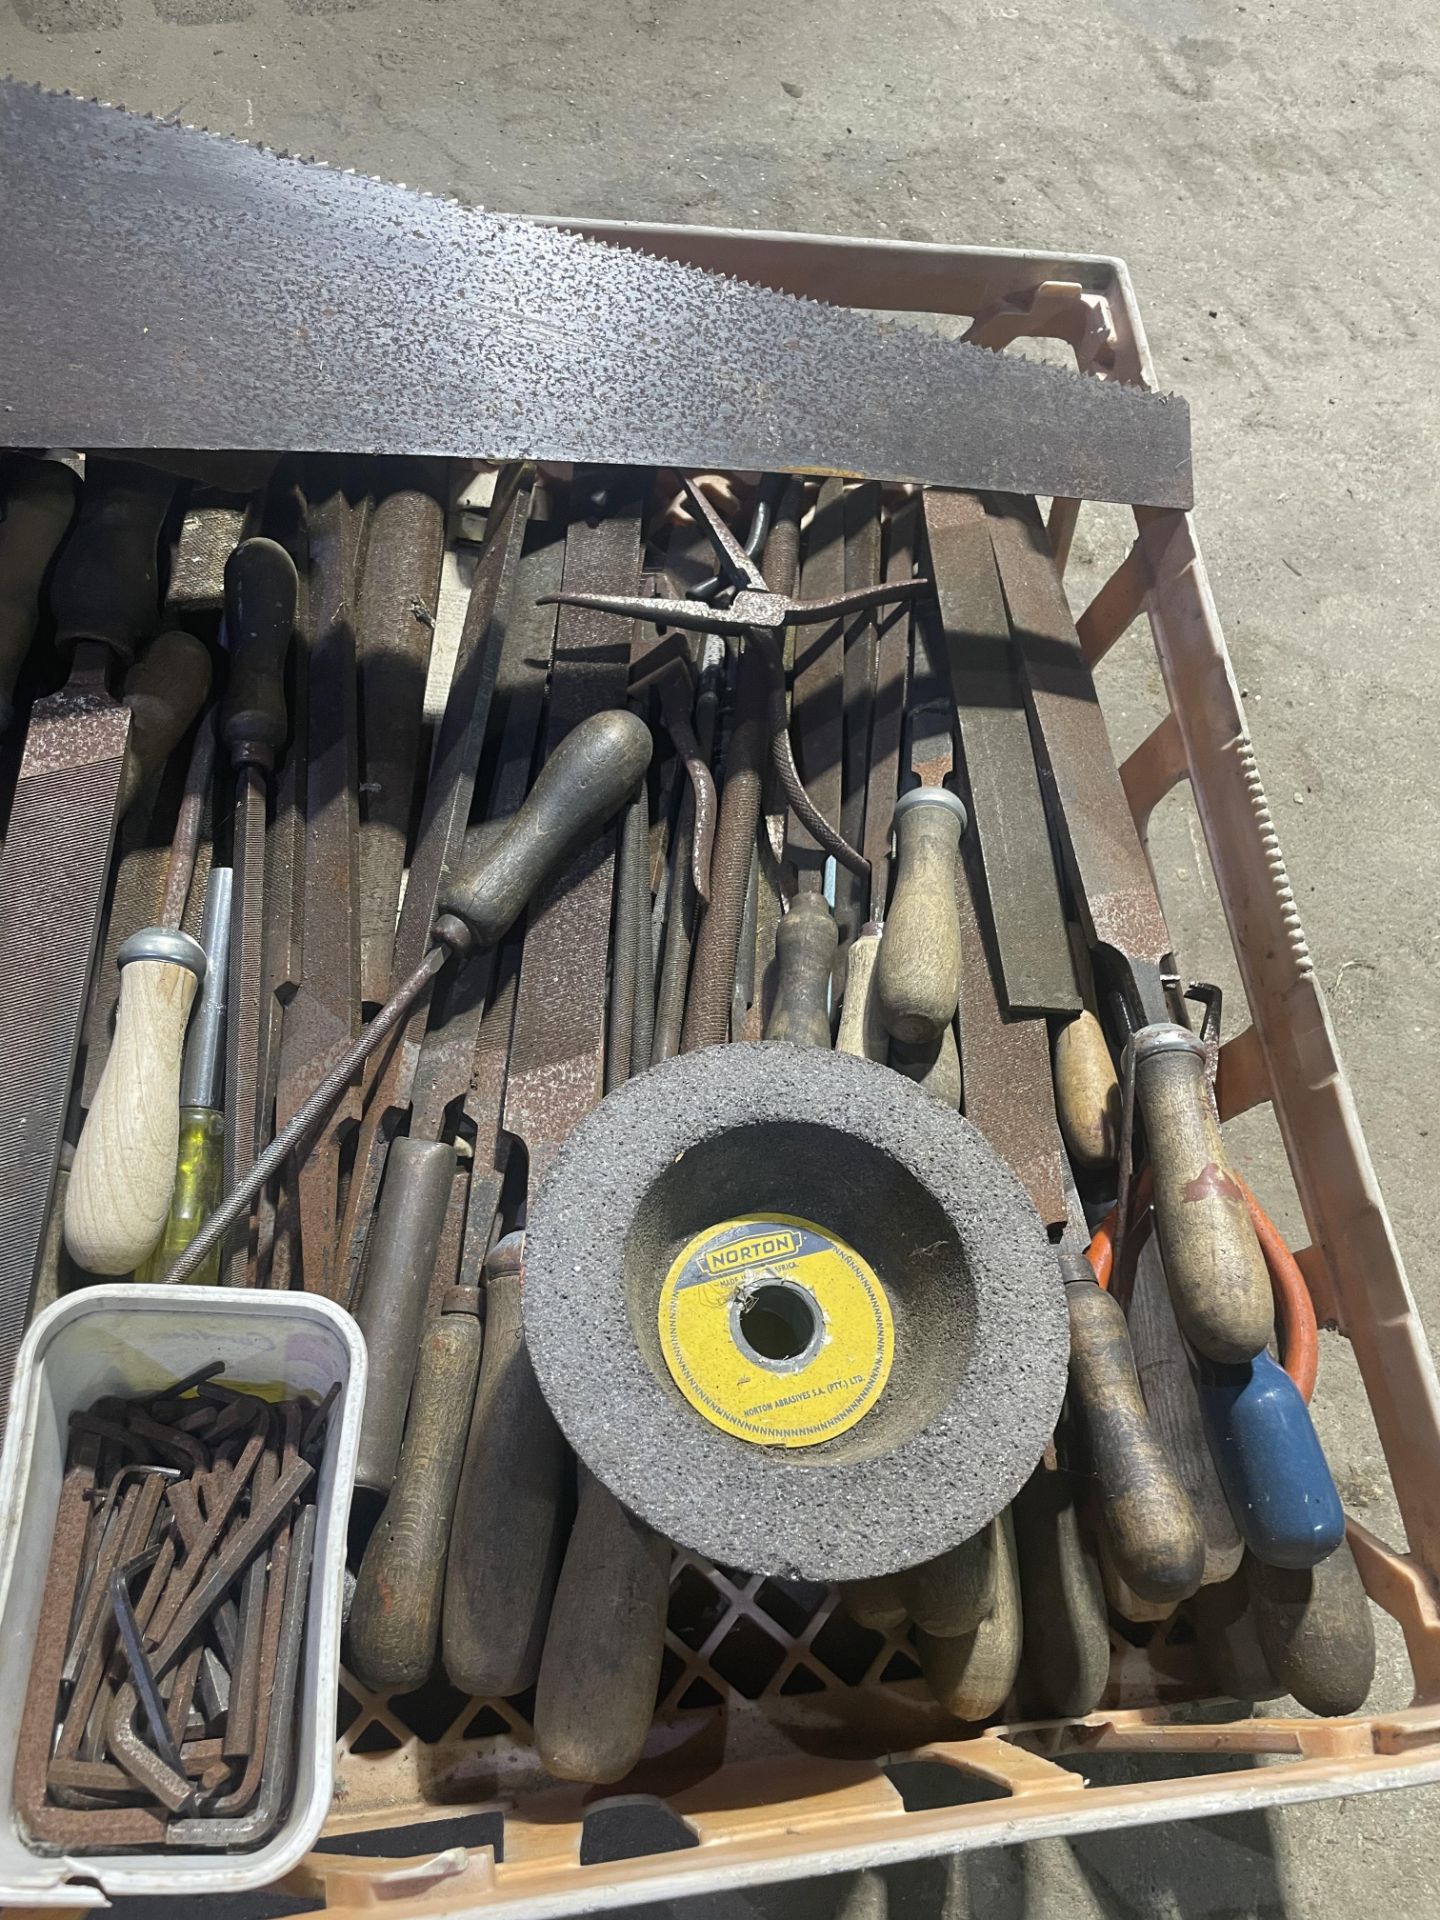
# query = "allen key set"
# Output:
<box><xmin>15</xmin><ymin>1365</ymin><xmax>330</xmax><ymax>1852</ymax></box>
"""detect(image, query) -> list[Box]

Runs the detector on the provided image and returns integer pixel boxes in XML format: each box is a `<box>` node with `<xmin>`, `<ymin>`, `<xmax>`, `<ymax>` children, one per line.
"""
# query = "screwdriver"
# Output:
<box><xmin>161</xmin><ymin>707</ymin><xmax>655</xmax><ymax>1287</ymax></box>
<box><xmin>219</xmin><ymin>537</ymin><xmax>298</xmax><ymax>1287</ymax></box>
<box><xmin>65</xmin><ymin>706</ymin><xmax>217</xmax><ymax>1275</ymax></box>
<box><xmin>136</xmin><ymin>866</ymin><xmax>232</xmax><ymax>1285</ymax></box>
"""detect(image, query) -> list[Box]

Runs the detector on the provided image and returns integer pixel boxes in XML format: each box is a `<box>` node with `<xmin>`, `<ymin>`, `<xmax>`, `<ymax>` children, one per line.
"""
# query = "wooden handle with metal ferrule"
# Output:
<box><xmin>916</xmin><ymin>1512</ymin><xmax>1022</xmax><ymax>1720</ymax></box>
<box><xmin>835</xmin><ymin>927</ymin><xmax>887</xmax><ymax>1062</ymax></box>
<box><xmin>532</xmin><ymin>1470</ymin><xmax>672</xmax><ymax>1784</ymax></box>
<box><xmin>875</xmin><ymin>789</ymin><xmax>967</xmax><ymax>1044</ymax></box>
<box><xmin>442</xmin><ymin>1238</ymin><xmax>570</xmax><ymax>1698</ymax></box>
<box><xmin>65</xmin><ymin>929</ymin><xmax>206</xmax><ymax>1275</ymax></box>
<box><xmin>1245</xmin><ymin>1540</ymin><xmax>1375</xmax><ymax>1715</ymax></box>
<box><xmin>1012</xmin><ymin>1455</ymin><xmax>1111</xmax><ymax>1718</ymax></box>
<box><xmin>1053</xmin><ymin>1008</ymin><xmax>1121</xmax><ymax>1172</ymax></box>
<box><xmin>898</xmin><ymin>1524</ymin><xmax>996</xmax><ymax>1637</ymax></box>
<box><xmin>1064</xmin><ymin>1259</ymin><xmax>1205</xmax><ymax>1604</ymax></box>
<box><xmin>348</xmin><ymin>1289</ymin><xmax>483</xmax><ymax>1694</ymax></box>
<box><xmin>1195</xmin><ymin>1348</ymin><xmax>1345</xmax><ymax>1569</ymax></box>
<box><xmin>353</xmin><ymin>1137</ymin><xmax>455</xmax><ymax>1496</ymax></box>
<box><xmin>438</xmin><ymin>709</ymin><xmax>653</xmax><ymax>949</ymax></box>
<box><xmin>766</xmin><ymin>891</ymin><xmax>838</xmax><ymax>1047</ymax></box>
<box><xmin>1132</xmin><ymin>1024</ymin><xmax>1273</xmax><ymax>1365</ymax></box>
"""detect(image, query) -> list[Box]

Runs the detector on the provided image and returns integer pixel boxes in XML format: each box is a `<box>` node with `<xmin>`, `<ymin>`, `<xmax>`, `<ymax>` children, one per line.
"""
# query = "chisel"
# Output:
<box><xmin>990</xmin><ymin>492</ymin><xmax>1272</xmax><ymax>1367</ymax></box>
<box><xmin>0</xmin><ymin>451</ymin><xmax>80</xmax><ymax>736</ymax></box>
<box><xmin>351</xmin><ymin>492</ymin><xmax>561</xmax><ymax>1497</ymax></box>
<box><xmin>219</xmin><ymin>535</ymin><xmax>299</xmax><ymax>1288</ymax></box>
<box><xmin>334</xmin><ymin>465</ymin><xmax>535</xmax><ymax>1308</ymax></box>
<box><xmin>65</xmin><ymin>703</ymin><xmax>217</xmax><ymax>1275</ymax></box>
<box><xmin>0</xmin><ymin>457</ymin><xmax>180</xmax><ymax>1413</ymax></box>
<box><xmin>442</xmin><ymin>468</ymin><xmax>649</xmax><ymax>1699</ymax></box>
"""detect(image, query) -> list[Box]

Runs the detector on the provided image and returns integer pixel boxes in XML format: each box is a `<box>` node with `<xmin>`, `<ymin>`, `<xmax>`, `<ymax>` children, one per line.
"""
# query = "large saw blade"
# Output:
<box><xmin>0</xmin><ymin>82</ymin><xmax>1191</xmax><ymax>509</ymax></box>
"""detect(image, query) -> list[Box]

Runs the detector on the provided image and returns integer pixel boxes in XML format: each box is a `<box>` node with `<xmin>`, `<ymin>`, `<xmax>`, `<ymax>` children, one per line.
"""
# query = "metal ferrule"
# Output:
<box><xmin>1128</xmin><ymin>1021</ymin><xmax>1205</xmax><ymax>1066</ymax></box>
<box><xmin>893</xmin><ymin>785</ymin><xmax>968</xmax><ymax>830</ymax></box>
<box><xmin>180</xmin><ymin>867</ymin><xmax>233</xmax><ymax>1110</ymax></box>
<box><xmin>116</xmin><ymin>925</ymin><xmax>207</xmax><ymax>979</ymax></box>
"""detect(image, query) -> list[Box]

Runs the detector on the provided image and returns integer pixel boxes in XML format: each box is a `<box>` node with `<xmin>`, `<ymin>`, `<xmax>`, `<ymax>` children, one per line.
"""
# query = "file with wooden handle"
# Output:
<box><xmin>898</xmin><ymin>1524</ymin><xmax>995</xmax><ymax>1638</ymax></box>
<box><xmin>991</xmin><ymin>491</ymin><xmax>1271</xmax><ymax>1369</ymax></box>
<box><xmin>348</xmin><ymin>1283</ymin><xmax>483</xmax><ymax>1694</ymax></box>
<box><xmin>766</xmin><ymin>891</ymin><xmax>838</xmax><ymax>1047</ymax></box>
<box><xmin>875</xmin><ymin>595</ymin><xmax>966</xmax><ymax>1044</ymax></box>
<box><xmin>916</xmin><ymin>1513</ymin><xmax>1022</xmax><ymax>1721</ymax></box>
<box><xmin>1065</xmin><ymin>1253</ymin><xmax>1205</xmax><ymax>1604</ymax></box>
<box><xmin>1245</xmin><ymin>1541</ymin><xmax>1375</xmax><ymax>1716</ymax></box>
<box><xmin>0</xmin><ymin>459</ymin><xmax>178</xmax><ymax>1412</ymax></box>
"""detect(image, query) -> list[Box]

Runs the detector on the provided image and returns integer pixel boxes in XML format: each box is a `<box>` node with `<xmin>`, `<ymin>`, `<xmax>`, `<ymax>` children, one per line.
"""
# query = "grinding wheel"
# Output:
<box><xmin>522</xmin><ymin>1042</ymin><xmax>1068</xmax><ymax>1581</ymax></box>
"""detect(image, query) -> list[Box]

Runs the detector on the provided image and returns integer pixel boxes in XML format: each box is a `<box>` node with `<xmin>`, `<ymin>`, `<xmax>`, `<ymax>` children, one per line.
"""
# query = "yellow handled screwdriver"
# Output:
<box><xmin>137</xmin><ymin>867</ymin><xmax>232</xmax><ymax>1284</ymax></box>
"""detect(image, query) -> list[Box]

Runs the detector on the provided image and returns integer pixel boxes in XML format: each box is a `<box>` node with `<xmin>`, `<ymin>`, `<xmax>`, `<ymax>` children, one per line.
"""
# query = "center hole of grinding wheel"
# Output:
<box><xmin>735</xmin><ymin>1281</ymin><xmax>821</xmax><ymax>1369</ymax></box>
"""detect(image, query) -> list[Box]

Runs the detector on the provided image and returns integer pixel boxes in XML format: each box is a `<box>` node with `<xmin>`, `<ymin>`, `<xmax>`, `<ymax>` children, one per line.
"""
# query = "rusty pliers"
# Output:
<box><xmin>541</xmin><ymin>474</ymin><xmax>930</xmax><ymax>881</ymax></box>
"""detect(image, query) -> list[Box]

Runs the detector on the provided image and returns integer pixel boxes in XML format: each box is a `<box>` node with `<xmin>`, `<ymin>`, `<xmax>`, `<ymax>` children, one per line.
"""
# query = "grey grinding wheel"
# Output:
<box><xmin>522</xmin><ymin>1041</ymin><xmax>1068</xmax><ymax>1581</ymax></box>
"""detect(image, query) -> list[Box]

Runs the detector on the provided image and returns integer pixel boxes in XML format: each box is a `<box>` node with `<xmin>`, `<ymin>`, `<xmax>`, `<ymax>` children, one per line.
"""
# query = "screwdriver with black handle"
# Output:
<box><xmin>161</xmin><ymin>707</ymin><xmax>655</xmax><ymax>1287</ymax></box>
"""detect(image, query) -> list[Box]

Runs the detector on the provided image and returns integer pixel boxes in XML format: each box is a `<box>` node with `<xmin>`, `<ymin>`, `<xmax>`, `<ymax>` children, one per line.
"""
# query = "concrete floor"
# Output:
<box><xmin>3</xmin><ymin>0</ymin><xmax>1438</xmax><ymax>1913</ymax></box>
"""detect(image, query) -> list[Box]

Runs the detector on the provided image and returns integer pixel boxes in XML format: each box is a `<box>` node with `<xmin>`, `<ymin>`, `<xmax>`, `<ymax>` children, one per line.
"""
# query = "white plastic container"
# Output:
<box><xmin>0</xmin><ymin>1284</ymin><xmax>366</xmax><ymax>1905</ymax></box>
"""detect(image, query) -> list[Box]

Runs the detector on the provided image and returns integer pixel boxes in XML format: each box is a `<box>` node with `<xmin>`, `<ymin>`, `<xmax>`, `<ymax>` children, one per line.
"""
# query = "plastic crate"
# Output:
<box><xmin>266</xmin><ymin>231</ymin><xmax>1440</xmax><ymax>1917</ymax></box>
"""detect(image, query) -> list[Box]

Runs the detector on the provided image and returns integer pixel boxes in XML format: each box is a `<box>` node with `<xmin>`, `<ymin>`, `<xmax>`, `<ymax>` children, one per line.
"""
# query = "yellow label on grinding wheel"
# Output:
<box><xmin>657</xmin><ymin>1213</ymin><xmax>893</xmax><ymax>1448</ymax></box>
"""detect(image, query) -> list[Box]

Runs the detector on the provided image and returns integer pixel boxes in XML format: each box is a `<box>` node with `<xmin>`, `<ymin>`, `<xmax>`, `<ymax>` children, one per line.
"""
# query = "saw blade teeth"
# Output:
<box><xmin>1</xmin><ymin>77</ymin><xmax>1187</xmax><ymax>404</ymax></box>
<box><xmin>0</xmin><ymin>76</ymin><xmax>1192</xmax><ymax>488</ymax></box>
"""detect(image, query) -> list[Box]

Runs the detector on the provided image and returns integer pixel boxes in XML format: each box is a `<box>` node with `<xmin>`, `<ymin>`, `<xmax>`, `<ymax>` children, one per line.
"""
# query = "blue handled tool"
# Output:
<box><xmin>1195</xmin><ymin>1348</ymin><xmax>1345</xmax><ymax>1569</ymax></box>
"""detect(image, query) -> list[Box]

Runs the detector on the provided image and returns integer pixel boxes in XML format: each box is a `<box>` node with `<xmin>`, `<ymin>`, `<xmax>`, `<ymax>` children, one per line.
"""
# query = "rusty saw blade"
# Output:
<box><xmin>0</xmin><ymin>83</ymin><xmax>1190</xmax><ymax>510</ymax></box>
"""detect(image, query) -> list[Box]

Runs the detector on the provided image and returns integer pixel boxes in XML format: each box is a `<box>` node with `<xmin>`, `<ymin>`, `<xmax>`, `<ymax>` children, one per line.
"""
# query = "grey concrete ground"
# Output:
<box><xmin>3</xmin><ymin>0</ymin><xmax>1438</xmax><ymax>1912</ymax></box>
